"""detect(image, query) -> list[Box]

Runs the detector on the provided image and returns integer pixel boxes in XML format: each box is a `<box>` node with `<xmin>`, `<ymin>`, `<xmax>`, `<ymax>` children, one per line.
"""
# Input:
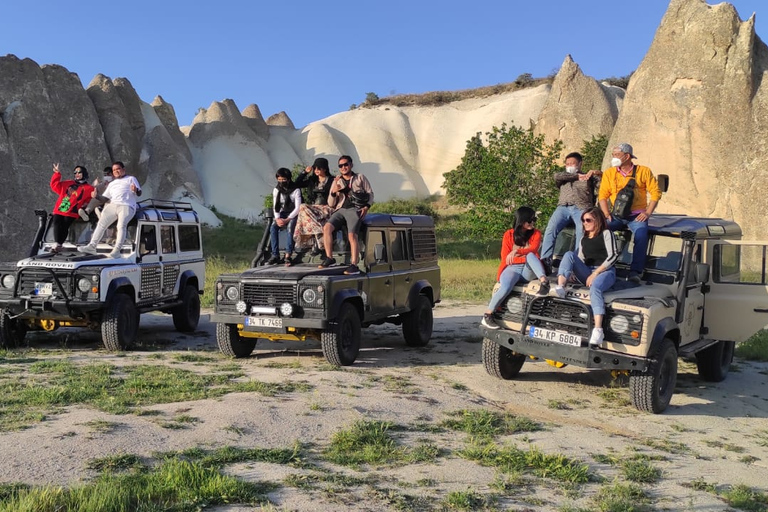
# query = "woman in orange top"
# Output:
<box><xmin>481</xmin><ymin>206</ymin><xmax>549</xmax><ymax>330</ymax></box>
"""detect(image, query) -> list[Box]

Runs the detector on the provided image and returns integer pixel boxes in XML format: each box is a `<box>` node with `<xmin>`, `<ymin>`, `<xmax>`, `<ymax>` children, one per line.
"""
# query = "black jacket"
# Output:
<box><xmin>295</xmin><ymin>172</ymin><xmax>333</xmax><ymax>205</ymax></box>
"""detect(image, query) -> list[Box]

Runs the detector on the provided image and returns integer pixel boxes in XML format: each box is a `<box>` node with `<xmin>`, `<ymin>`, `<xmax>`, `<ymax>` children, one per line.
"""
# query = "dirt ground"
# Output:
<box><xmin>1</xmin><ymin>301</ymin><xmax>767</xmax><ymax>511</ymax></box>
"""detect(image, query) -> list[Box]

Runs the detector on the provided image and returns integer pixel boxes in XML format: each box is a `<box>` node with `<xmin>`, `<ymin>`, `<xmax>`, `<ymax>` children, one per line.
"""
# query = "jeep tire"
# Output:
<box><xmin>482</xmin><ymin>338</ymin><xmax>526</xmax><ymax>379</ymax></box>
<box><xmin>321</xmin><ymin>303</ymin><xmax>361</xmax><ymax>366</ymax></box>
<box><xmin>101</xmin><ymin>293</ymin><xmax>139</xmax><ymax>351</ymax></box>
<box><xmin>629</xmin><ymin>338</ymin><xmax>677</xmax><ymax>413</ymax></box>
<box><xmin>172</xmin><ymin>284</ymin><xmax>201</xmax><ymax>333</ymax></box>
<box><xmin>695</xmin><ymin>340</ymin><xmax>734</xmax><ymax>382</ymax></box>
<box><xmin>216</xmin><ymin>323</ymin><xmax>256</xmax><ymax>358</ymax></box>
<box><xmin>402</xmin><ymin>294</ymin><xmax>433</xmax><ymax>347</ymax></box>
<box><xmin>0</xmin><ymin>308</ymin><xmax>27</xmax><ymax>348</ymax></box>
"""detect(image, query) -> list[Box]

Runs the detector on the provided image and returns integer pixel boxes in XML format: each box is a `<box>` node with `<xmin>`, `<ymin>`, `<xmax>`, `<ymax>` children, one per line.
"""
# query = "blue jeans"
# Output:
<box><xmin>607</xmin><ymin>215</ymin><xmax>648</xmax><ymax>274</ymax></box>
<box><xmin>270</xmin><ymin>217</ymin><xmax>297</xmax><ymax>256</ymax></box>
<box><xmin>541</xmin><ymin>205</ymin><xmax>584</xmax><ymax>260</ymax></box>
<box><xmin>558</xmin><ymin>251</ymin><xmax>616</xmax><ymax>316</ymax></box>
<box><xmin>488</xmin><ymin>253</ymin><xmax>546</xmax><ymax>312</ymax></box>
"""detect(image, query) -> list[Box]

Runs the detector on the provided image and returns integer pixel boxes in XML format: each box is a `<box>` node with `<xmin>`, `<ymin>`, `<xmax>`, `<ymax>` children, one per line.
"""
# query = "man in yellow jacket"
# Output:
<box><xmin>598</xmin><ymin>143</ymin><xmax>662</xmax><ymax>283</ymax></box>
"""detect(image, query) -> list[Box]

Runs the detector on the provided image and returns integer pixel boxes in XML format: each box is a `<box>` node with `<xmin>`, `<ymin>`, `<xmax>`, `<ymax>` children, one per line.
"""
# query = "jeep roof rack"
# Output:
<box><xmin>136</xmin><ymin>199</ymin><xmax>199</xmax><ymax>223</ymax></box>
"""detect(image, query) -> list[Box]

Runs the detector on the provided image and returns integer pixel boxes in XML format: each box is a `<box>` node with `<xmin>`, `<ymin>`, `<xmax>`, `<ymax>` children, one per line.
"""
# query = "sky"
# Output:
<box><xmin>3</xmin><ymin>0</ymin><xmax>765</xmax><ymax>129</ymax></box>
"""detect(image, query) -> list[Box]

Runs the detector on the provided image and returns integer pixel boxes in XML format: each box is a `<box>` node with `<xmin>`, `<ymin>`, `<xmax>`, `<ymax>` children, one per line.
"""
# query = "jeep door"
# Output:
<box><xmin>704</xmin><ymin>240</ymin><xmax>768</xmax><ymax>341</ymax></box>
<box><xmin>138</xmin><ymin>224</ymin><xmax>163</xmax><ymax>302</ymax></box>
<box><xmin>159</xmin><ymin>224</ymin><xmax>181</xmax><ymax>296</ymax></box>
<box><xmin>389</xmin><ymin>229</ymin><xmax>410</xmax><ymax>311</ymax></box>
<box><xmin>364</xmin><ymin>229</ymin><xmax>394</xmax><ymax>316</ymax></box>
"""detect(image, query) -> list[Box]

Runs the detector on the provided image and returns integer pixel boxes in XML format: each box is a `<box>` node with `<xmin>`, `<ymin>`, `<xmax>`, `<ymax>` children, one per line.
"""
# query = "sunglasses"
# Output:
<box><xmin>582</xmin><ymin>218</ymin><xmax>595</xmax><ymax>224</ymax></box>
<box><xmin>339</xmin><ymin>162</ymin><xmax>351</xmax><ymax>168</ymax></box>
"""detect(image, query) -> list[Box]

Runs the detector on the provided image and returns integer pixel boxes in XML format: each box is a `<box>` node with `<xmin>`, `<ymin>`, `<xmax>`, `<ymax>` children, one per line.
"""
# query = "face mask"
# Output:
<box><xmin>565</xmin><ymin>166</ymin><xmax>578</xmax><ymax>174</ymax></box>
<box><xmin>611</xmin><ymin>157</ymin><xmax>623</xmax><ymax>167</ymax></box>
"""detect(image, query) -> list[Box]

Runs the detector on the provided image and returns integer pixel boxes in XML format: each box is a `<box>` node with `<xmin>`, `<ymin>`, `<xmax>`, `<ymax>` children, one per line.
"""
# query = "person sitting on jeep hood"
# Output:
<box><xmin>319</xmin><ymin>155</ymin><xmax>374</xmax><ymax>275</ymax></box>
<box><xmin>49</xmin><ymin>163</ymin><xmax>95</xmax><ymax>253</ymax></box>
<box><xmin>268</xmin><ymin>167</ymin><xmax>302</xmax><ymax>266</ymax></box>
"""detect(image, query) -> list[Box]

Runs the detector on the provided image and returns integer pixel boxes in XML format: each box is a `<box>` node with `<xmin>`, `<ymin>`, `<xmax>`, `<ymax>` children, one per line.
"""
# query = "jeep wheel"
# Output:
<box><xmin>0</xmin><ymin>309</ymin><xmax>27</xmax><ymax>348</ymax></box>
<box><xmin>695</xmin><ymin>340</ymin><xmax>734</xmax><ymax>382</ymax></box>
<box><xmin>629</xmin><ymin>338</ymin><xmax>677</xmax><ymax>413</ymax></box>
<box><xmin>101</xmin><ymin>294</ymin><xmax>139</xmax><ymax>351</ymax></box>
<box><xmin>172</xmin><ymin>285</ymin><xmax>201</xmax><ymax>333</ymax></box>
<box><xmin>321</xmin><ymin>303</ymin><xmax>361</xmax><ymax>366</ymax></box>
<box><xmin>401</xmin><ymin>295</ymin><xmax>433</xmax><ymax>347</ymax></box>
<box><xmin>216</xmin><ymin>323</ymin><xmax>256</xmax><ymax>358</ymax></box>
<box><xmin>482</xmin><ymin>338</ymin><xmax>525</xmax><ymax>379</ymax></box>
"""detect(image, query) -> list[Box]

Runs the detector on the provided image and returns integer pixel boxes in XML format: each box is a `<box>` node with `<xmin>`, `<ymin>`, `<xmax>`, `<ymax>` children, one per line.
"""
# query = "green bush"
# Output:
<box><xmin>580</xmin><ymin>133</ymin><xmax>610</xmax><ymax>172</ymax></box>
<box><xmin>369</xmin><ymin>196</ymin><xmax>438</xmax><ymax>218</ymax></box>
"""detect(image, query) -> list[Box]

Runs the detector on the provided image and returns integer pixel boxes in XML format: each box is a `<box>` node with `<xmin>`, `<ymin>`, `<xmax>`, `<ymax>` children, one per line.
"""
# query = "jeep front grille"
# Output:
<box><xmin>525</xmin><ymin>297</ymin><xmax>591</xmax><ymax>339</ymax></box>
<box><xmin>242</xmin><ymin>283</ymin><xmax>297</xmax><ymax>307</ymax></box>
<box><xmin>18</xmin><ymin>268</ymin><xmax>71</xmax><ymax>298</ymax></box>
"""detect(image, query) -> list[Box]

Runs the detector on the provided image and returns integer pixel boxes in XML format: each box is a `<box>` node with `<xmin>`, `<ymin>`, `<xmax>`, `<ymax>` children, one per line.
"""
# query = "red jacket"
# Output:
<box><xmin>50</xmin><ymin>172</ymin><xmax>94</xmax><ymax>218</ymax></box>
<box><xmin>496</xmin><ymin>229</ymin><xmax>542</xmax><ymax>281</ymax></box>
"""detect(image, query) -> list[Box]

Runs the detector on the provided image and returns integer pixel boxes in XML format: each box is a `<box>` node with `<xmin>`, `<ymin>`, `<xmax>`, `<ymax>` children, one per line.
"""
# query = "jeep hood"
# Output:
<box><xmin>17</xmin><ymin>250</ymin><xmax>125</xmax><ymax>269</ymax></box>
<box><xmin>240</xmin><ymin>264</ymin><xmax>356</xmax><ymax>280</ymax></box>
<box><xmin>521</xmin><ymin>279</ymin><xmax>674</xmax><ymax>303</ymax></box>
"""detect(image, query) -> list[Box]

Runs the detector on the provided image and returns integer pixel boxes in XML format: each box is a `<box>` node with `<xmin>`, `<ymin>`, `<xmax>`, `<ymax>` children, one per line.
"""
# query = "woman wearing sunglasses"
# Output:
<box><xmin>481</xmin><ymin>206</ymin><xmax>549</xmax><ymax>330</ymax></box>
<box><xmin>554</xmin><ymin>207</ymin><xmax>618</xmax><ymax>347</ymax></box>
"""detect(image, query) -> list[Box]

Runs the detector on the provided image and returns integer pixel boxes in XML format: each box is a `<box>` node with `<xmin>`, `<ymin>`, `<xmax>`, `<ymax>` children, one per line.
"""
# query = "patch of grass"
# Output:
<box><xmin>0</xmin><ymin>458</ymin><xmax>273</xmax><ymax>511</ymax></box>
<box><xmin>740</xmin><ymin>455</ymin><xmax>760</xmax><ymax>464</ymax></box>
<box><xmin>81</xmin><ymin>419</ymin><xmax>119</xmax><ymax>434</ymax></box>
<box><xmin>548</xmin><ymin>399</ymin><xmax>572</xmax><ymax>410</ymax></box>
<box><xmin>230</xmin><ymin>379</ymin><xmax>312</xmax><ymax>395</ymax></box>
<box><xmin>621</xmin><ymin>459</ymin><xmax>662</xmax><ymax>484</ymax></box>
<box><xmin>222</xmin><ymin>424</ymin><xmax>245</xmax><ymax>436</ymax></box>
<box><xmin>439</xmin><ymin>258</ymin><xmax>498</xmax><ymax>301</ymax></box>
<box><xmin>597</xmin><ymin>388</ymin><xmax>632</xmax><ymax>408</ymax></box>
<box><xmin>450</xmin><ymin>382</ymin><xmax>468</xmax><ymax>391</ymax></box>
<box><xmin>86</xmin><ymin>453</ymin><xmax>145</xmax><ymax>473</ymax></box>
<box><xmin>640</xmin><ymin>437</ymin><xmax>693</xmax><ymax>455</ymax></box>
<box><xmin>262</xmin><ymin>360</ymin><xmax>303</xmax><ymax>369</ymax></box>
<box><xmin>407</xmin><ymin>443</ymin><xmax>443</xmax><ymax>463</ymax></box>
<box><xmin>592</xmin><ymin>482</ymin><xmax>653</xmax><ymax>512</ymax></box>
<box><xmin>284</xmin><ymin>471</ymin><xmax>376</xmax><ymax>490</ymax></box>
<box><xmin>686</xmin><ymin>480</ymin><xmax>768</xmax><ymax>511</ymax></box>
<box><xmin>443</xmin><ymin>488</ymin><xmax>487</xmax><ymax>511</ymax></box>
<box><xmin>736</xmin><ymin>330</ymin><xmax>768</xmax><ymax>361</ymax></box>
<box><xmin>172</xmin><ymin>353</ymin><xmax>217</xmax><ymax>363</ymax></box>
<box><xmin>159</xmin><ymin>414</ymin><xmax>200</xmax><ymax>429</ymax></box>
<box><xmin>441</xmin><ymin>409</ymin><xmax>541</xmax><ymax>438</ymax></box>
<box><xmin>323</xmin><ymin>420</ymin><xmax>403</xmax><ymax>467</ymax></box>
<box><xmin>751</xmin><ymin>429</ymin><xmax>768</xmax><ymax>448</ymax></box>
<box><xmin>366</xmin><ymin>487</ymin><xmax>436</xmax><ymax>511</ymax></box>
<box><xmin>0</xmin><ymin>483</ymin><xmax>30</xmax><ymax>502</ymax></box>
<box><xmin>703</xmin><ymin>439</ymin><xmax>745</xmax><ymax>453</ymax></box>
<box><xmin>367</xmin><ymin>374</ymin><xmax>420</xmax><ymax>394</ymax></box>
<box><xmin>458</xmin><ymin>439</ymin><xmax>591</xmax><ymax>483</ymax></box>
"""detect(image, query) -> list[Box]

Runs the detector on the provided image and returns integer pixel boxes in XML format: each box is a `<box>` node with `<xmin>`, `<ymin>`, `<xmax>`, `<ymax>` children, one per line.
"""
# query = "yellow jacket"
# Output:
<box><xmin>598</xmin><ymin>165</ymin><xmax>661</xmax><ymax>213</ymax></box>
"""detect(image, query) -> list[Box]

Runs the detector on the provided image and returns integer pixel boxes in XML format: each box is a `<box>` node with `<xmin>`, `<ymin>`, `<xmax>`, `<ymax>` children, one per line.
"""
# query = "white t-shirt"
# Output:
<box><xmin>104</xmin><ymin>175</ymin><xmax>141</xmax><ymax>208</ymax></box>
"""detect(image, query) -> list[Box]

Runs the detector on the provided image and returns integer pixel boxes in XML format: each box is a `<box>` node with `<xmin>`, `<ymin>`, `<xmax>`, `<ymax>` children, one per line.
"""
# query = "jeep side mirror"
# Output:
<box><xmin>694</xmin><ymin>263</ymin><xmax>710</xmax><ymax>283</ymax></box>
<box><xmin>657</xmin><ymin>174</ymin><xmax>669</xmax><ymax>193</ymax></box>
<box><xmin>374</xmin><ymin>243</ymin><xmax>386</xmax><ymax>263</ymax></box>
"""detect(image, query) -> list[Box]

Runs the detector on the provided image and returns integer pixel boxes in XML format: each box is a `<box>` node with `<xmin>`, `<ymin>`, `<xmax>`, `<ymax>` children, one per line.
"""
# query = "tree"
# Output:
<box><xmin>442</xmin><ymin>124</ymin><xmax>563</xmax><ymax>239</ymax></box>
<box><xmin>580</xmin><ymin>134</ymin><xmax>609</xmax><ymax>173</ymax></box>
<box><xmin>365</xmin><ymin>92</ymin><xmax>380</xmax><ymax>105</ymax></box>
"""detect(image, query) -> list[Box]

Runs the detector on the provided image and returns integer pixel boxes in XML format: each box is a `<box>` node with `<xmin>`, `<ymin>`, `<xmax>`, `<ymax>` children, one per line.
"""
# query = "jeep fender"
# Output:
<box><xmin>649</xmin><ymin>317</ymin><xmax>680</xmax><ymax>354</ymax></box>
<box><xmin>407</xmin><ymin>280</ymin><xmax>434</xmax><ymax>308</ymax></box>
<box><xmin>105</xmin><ymin>277</ymin><xmax>136</xmax><ymax>304</ymax></box>
<box><xmin>329</xmin><ymin>290</ymin><xmax>364</xmax><ymax>321</ymax></box>
<box><xmin>178</xmin><ymin>270</ymin><xmax>200</xmax><ymax>295</ymax></box>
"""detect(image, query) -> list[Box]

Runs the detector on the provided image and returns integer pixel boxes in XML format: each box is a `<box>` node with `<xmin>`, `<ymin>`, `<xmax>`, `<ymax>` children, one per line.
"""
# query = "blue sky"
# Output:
<box><xmin>4</xmin><ymin>0</ymin><xmax>764</xmax><ymax>128</ymax></box>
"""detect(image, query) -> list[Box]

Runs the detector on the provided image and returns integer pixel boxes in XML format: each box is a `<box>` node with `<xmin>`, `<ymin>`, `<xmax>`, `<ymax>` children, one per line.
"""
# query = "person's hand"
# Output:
<box><xmin>586</xmin><ymin>272</ymin><xmax>596</xmax><ymax>287</ymax></box>
<box><xmin>275</xmin><ymin>218</ymin><xmax>285</xmax><ymax>227</ymax></box>
<box><xmin>358</xmin><ymin>206</ymin><xmax>369</xmax><ymax>219</ymax></box>
<box><xmin>305</xmin><ymin>165</ymin><xmax>313</xmax><ymax>174</ymax></box>
<box><xmin>578</xmin><ymin>173</ymin><xmax>589</xmax><ymax>181</ymax></box>
<box><xmin>332</xmin><ymin>177</ymin><xmax>343</xmax><ymax>193</ymax></box>
<box><xmin>568</xmin><ymin>274</ymin><xmax>578</xmax><ymax>283</ymax></box>
<box><xmin>130</xmin><ymin>183</ymin><xmax>137</xmax><ymax>193</ymax></box>
<box><xmin>604</xmin><ymin>213</ymin><xmax>613</xmax><ymax>223</ymax></box>
<box><xmin>91</xmin><ymin>190</ymin><xmax>97</xmax><ymax>198</ymax></box>
<box><xmin>52</xmin><ymin>163</ymin><xmax>60</xmax><ymax>174</ymax></box>
<box><xmin>635</xmin><ymin>212</ymin><xmax>650</xmax><ymax>222</ymax></box>
<box><xmin>505</xmin><ymin>249</ymin><xmax>517</xmax><ymax>266</ymax></box>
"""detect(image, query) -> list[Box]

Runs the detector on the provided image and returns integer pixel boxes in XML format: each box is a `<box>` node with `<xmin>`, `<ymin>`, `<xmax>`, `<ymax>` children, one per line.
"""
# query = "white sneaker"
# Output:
<box><xmin>108</xmin><ymin>249</ymin><xmax>122</xmax><ymax>259</ymax></box>
<box><xmin>95</xmin><ymin>207</ymin><xmax>102</xmax><ymax>219</ymax></box>
<box><xmin>554</xmin><ymin>285</ymin><xmax>566</xmax><ymax>298</ymax></box>
<box><xmin>77</xmin><ymin>208</ymin><xmax>90</xmax><ymax>222</ymax></box>
<box><xmin>78</xmin><ymin>244</ymin><xmax>97</xmax><ymax>255</ymax></box>
<box><xmin>589</xmin><ymin>327</ymin><xmax>604</xmax><ymax>347</ymax></box>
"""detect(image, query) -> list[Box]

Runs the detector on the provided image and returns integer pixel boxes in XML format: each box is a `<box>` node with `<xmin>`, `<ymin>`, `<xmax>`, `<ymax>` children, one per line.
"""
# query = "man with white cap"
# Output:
<box><xmin>598</xmin><ymin>143</ymin><xmax>661</xmax><ymax>283</ymax></box>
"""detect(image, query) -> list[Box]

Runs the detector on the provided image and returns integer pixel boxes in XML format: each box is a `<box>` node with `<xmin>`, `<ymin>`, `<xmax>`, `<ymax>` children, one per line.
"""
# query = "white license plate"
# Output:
<box><xmin>528</xmin><ymin>326</ymin><xmax>582</xmax><ymax>346</ymax></box>
<box><xmin>34</xmin><ymin>282</ymin><xmax>53</xmax><ymax>296</ymax></box>
<box><xmin>245</xmin><ymin>316</ymin><xmax>283</xmax><ymax>328</ymax></box>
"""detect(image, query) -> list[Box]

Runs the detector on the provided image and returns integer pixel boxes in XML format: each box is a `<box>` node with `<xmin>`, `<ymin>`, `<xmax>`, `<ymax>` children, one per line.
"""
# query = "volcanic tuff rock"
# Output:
<box><xmin>242</xmin><ymin>103</ymin><xmax>270</xmax><ymax>140</ymax></box>
<box><xmin>266</xmin><ymin>111</ymin><xmax>295</xmax><ymax>129</ymax></box>
<box><xmin>606</xmin><ymin>0</ymin><xmax>767</xmax><ymax>239</ymax></box>
<box><xmin>151</xmin><ymin>95</ymin><xmax>192</xmax><ymax>163</ymax></box>
<box><xmin>535</xmin><ymin>55</ymin><xmax>624</xmax><ymax>155</ymax></box>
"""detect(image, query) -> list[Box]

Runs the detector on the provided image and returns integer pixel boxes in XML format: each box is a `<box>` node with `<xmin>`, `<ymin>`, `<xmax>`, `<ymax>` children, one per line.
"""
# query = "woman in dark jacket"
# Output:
<box><xmin>293</xmin><ymin>157</ymin><xmax>334</xmax><ymax>253</ymax></box>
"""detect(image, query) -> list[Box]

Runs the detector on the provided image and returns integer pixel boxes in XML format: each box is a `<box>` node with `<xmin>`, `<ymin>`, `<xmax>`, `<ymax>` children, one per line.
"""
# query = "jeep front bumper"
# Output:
<box><xmin>481</xmin><ymin>326</ymin><xmax>649</xmax><ymax>372</ymax></box>
<box><xmin>0</xmin><ymin>298</ymin><xmax>103</xmax><ymax>319</ymax></box>
<box><xmin>210</xmin><ymin>313</ymin><xmax>329</xmax><ymax>331</ymax></box>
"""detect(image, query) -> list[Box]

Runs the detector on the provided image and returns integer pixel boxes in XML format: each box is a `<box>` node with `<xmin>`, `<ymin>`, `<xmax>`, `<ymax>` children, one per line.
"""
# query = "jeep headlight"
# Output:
<box><xmin>609</xmin><ymin>315</ymin><xmax>630</xmax><ymax>334</ymax></box>
<box><xmin>77</xmin><ymin>277</ymin><xmax>92</xmax><ymax>293</ymax></box>
<box><xmin>225</xmin><ymin>285</ymin><xmax>239</xmax><ymax>301</ymax></box>
<box><xmin>302</xmin><ymin>288</ymin><xmax>317</xmax><ymax>303</ymax></box>
<box><xmin>507</xmin><ymin>297</ymin><xmax>524</xmax><ymax>316</ymax></box>
<box><xmin>1</xmin><ymin>274</ymin><xmax>15</xmax><ymax>289</ymax></box>
<box><xmin>280</xmin><ymin>303</ymin><xmax>294</xmax><ymax>317</ymax></box>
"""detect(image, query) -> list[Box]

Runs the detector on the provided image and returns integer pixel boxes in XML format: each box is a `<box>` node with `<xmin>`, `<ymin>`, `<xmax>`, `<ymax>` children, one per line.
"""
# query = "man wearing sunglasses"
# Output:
<box><xmin>319</xmin><ymin>156</ymin><xmax>374</xmax><ymax>274</ymax></box>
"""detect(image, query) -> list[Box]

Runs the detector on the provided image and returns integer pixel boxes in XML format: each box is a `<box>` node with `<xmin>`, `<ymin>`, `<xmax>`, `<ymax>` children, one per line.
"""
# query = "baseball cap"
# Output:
<box><xmin>617</xmin><ymin>143</ymin><xmax>637</xmax><ymax>159</ymax></box>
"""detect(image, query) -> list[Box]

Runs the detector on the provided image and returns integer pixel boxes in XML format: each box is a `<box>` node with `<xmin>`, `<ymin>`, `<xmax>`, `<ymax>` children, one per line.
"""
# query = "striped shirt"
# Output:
<box><xmin>579</xmin><ymin>230</ymin><xmax>619</xmax><ymax>269</ymax></box>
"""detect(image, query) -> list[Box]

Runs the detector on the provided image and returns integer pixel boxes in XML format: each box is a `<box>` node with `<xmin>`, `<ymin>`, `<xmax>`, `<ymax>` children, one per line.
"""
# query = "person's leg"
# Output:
<box><xmin>570</xmin><ymin>256</ymin><xmax>593</xmax><ymax>285</ymax></box>
<box><xmin>52</xmin><ymin>215</ymin><xmax>68</xmax><ymax>246</ymax></box>
<box><xmin>80</xmin><ymin>204</ymin><xmax>117</xmax><ymax>253</ymax></box>
<box><xmin>569</xmin><ymin>206</ymin><xmax>585</xmax><ymax>251</ymax></box>
<box><xmin>588</xmin><ymin>267</ymin><xmax>616</xmax><ymax>346</ymax></box>
<box><xmin>606</xmin><ymin>218</ymin><xmax>627</xmax><ymax>231</ymax></box>
<box><xmin>111</xmin><ymin>205</ymin><xmax>134</xmax><ymax>252</ymax></box>
<box><xmin>322</xmin><ymin>222</ymin><xmax>335</xmax><ymax>258</ymax></box>
<box><xmin>348</xmin><ymin>233</ymin><xmax>359</xmax><ymax>265</ymax></box>
<box><xmin>628</xmin><ymin>219</ymin><xmax>650</xmax><ymax>275</ymax></box>
<box><xmin>556</xmin><ymin>251</ymin><xmax>576</xmax><ymax>288</ymax></box>
<box><xmin>286</xmin><ymin>217</ymin><xmax>297</xmax><ymax>256</ymax></box>
<box><xmin>486</xmin><ymin>264</ymin><xmax>524</xmax><ymax>313</ymax></box>
<box><xmin>540</xmin><ymin>207</ymin><xmax>570</xmax><ymax>260</ymax></box>
<box><xmin>269</xmin><ymin>221</ymin><xmax>280</xmax><ymax>257</ymax></box>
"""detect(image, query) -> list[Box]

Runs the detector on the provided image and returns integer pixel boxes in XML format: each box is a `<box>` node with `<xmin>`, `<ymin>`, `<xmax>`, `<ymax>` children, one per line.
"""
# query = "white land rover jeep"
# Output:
<box><xmin>0</xmin><ymin>200</ymin><xmax>205</xmax><ymax>350</ymax></box>
<box><xmin>481</xmin><ymin>214</ymin><xmax>768</xmax><ymax>413</ymax></box>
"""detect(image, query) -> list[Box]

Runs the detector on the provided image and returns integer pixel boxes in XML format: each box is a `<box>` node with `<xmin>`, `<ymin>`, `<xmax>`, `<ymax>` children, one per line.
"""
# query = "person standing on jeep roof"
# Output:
<box><xmin>319</xmin><ymin>155</ymin><xmax>374</xmax><ymax>275</ymax></box>
<box><xmin>540</xmin><ymin>152</ymin><xmax>601</xmax><ymax>269</ymax></box>
<box><xmin>598</xmin><ymin>143</ymin><xmax>661</xmax><ymax>284</ymax></box>
<box><xmin>49</xmin><ymin>163</ymin><xmax>95</xmax><ymax>253</ymax></box>
<box><xmin>78</xmin><ymin>161</ymin><xmax>141</xmax><ymax>259</ymax></box>
<box><xmin>268</xmin><ymin>167</ymin><xmax>302</xmax><ymax>266</ymax></box>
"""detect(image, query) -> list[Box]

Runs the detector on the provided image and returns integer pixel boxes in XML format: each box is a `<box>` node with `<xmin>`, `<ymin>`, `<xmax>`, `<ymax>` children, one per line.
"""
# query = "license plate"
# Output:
<box><xmin>245</xmin><ymin>316</ymin><xmax>283</xmax><ymax>328</ymax></box>
<box><xmin>528</xmin><ymin>326</ymin><xmax>582</xmax><ymax>346</ymax></box>
<box><xmin>34</xmin><ymin>282</ymin><xmax>53</xmax><ymax>296</ymax></box>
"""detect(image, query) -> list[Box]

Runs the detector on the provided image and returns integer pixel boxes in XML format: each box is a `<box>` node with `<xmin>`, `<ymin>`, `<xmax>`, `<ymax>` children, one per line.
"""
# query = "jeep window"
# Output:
<box><xmin>411</xmin><ymin>229</ymin><xmax>437</xmax><ymax>261</ymax></box>
<box><xmin>715</xmin><ymin>244</ymin><xmax>766</xmax><ymax>284</ymax></box>
<box><xmin>365</xmin><ymin>230</ymin><xmax>387</xmax><ymax>265</ymax></box>
<box><xmin>161</xmin><ymin>225</ymin><xmax>176</xmax><ymax>254</ymax></box>
<box><xmin>178</xmin><ymin>225</ymin><xmax>201</xmax><ymax>252</ymax></box>
<box><xmin>646</xmin><ymin>236</ymin><xmax>683</xmax><ymax>272</ymax></box>
<box><xmin>140</xmin><ymin>225</ymin><xmax>157</xmax><ymax>255</ymax></box>
<box><xmin>390</xmin><ymin>230</ymin><xmax>408</xmax><ymax>261</ymax></box>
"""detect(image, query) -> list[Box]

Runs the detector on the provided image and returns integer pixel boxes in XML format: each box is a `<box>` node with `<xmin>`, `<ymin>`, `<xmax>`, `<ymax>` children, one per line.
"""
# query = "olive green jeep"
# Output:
<box><xmin>481</xmin><ymin>214</ymin><xmax>768</xmax><ymax>413</ymax></box>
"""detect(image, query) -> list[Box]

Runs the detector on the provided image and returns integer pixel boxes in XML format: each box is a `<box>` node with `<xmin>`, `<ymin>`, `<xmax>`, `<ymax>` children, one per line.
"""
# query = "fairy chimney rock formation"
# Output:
<box><xmin>266</xmin><ymin>111</ymin><xmax>295</xmax><ymax>129</ymax></box>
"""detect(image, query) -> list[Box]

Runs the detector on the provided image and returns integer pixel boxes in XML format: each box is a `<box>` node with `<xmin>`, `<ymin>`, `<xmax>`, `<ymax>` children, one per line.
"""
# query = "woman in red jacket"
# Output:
<box><xmin>481</xmin><ymin>206</ymin><xmax>549</xmax><ymax>330</ymax></box>
<box><xmin>49</xmin><ymin>163</ymin><xmax>95</xmax><ymax>252</ymax></box>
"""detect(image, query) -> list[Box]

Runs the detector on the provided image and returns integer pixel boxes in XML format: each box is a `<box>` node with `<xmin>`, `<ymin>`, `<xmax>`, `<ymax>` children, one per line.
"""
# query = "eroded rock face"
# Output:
<box><xmin>0</xmin><ymin>55</ymin><xmax>109</xmax><ymax>259</ymax></box>
<box><xmin>151</xmin><ymin>95</ymin><xmax>192</xmax><ymax>163</ymax></box>
<box><xmin>535</xmin><ymin>55</ymin><xmax>623</xmax><ymax>157</ymax></box>
<box><xmin>266</xmin><ymin>111</ymin><xmax>295</xmax><ymax>129</ymax></box>
<box><xmin>606</xmin><ymin>0</ymin><xmax>768</xmax><ymax>239</ymax></box>
<box><xmin>242</xmin><ymin>104</ymin><xmax>269</xmax><ymax>140</ymax></box>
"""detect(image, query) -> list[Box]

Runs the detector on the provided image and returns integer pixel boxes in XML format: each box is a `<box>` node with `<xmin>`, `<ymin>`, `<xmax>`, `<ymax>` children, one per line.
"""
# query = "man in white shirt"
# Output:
<box><xmin>78</xmin><ymin>161</ymin><xmax>142</xmax><ymax>258</ymax></box>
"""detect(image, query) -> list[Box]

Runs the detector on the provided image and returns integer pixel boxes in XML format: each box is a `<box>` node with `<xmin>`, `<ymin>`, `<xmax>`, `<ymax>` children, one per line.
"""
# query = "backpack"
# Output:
<box><xmin>611</xmin><ymin>166</ymin><xmax>636</xmax><ymax>220</ymax></box>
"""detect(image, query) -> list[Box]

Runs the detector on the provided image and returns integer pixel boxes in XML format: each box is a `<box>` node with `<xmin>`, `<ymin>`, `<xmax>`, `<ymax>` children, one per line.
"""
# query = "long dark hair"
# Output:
<box><xmin>512</xmin><ymin>206</ymin><xmax>537</xmax><ymax>246</ymax></box>
<box><xmin>580</xmin><ymin>207</ymin><xmax>607</xmax><ymax>236</ymax></box>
